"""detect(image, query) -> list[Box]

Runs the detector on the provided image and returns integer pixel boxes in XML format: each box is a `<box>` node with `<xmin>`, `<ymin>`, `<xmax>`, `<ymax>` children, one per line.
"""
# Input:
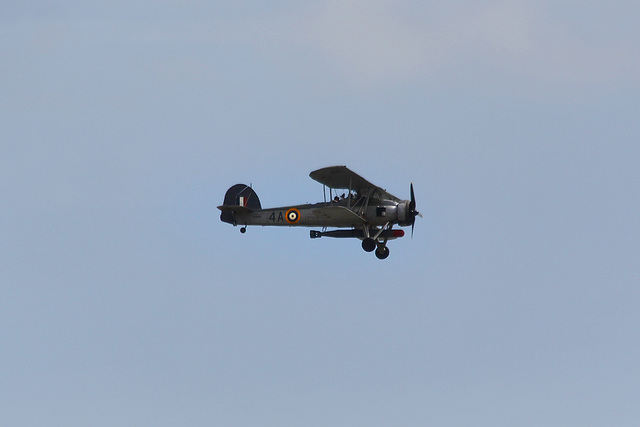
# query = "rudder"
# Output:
<box><xmin>223</xmin><ymin>184</ymin><xmax>261</xmax><ymax>209</ymax></box>
<box><xmin>219</xmin><ymin>184</ymin><xmax>261</xmax><ymax>224</ymax></box>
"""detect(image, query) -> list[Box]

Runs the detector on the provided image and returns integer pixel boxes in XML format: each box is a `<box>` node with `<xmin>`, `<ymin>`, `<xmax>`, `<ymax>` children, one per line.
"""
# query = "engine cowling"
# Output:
<box><xmin>397</xmin><ymin>200</ymin><xmax>412</xmax><ymax>227</ymax></box>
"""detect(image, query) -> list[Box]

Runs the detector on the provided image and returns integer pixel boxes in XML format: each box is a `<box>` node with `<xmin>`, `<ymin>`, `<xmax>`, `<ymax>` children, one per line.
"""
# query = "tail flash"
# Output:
<box><xmin>223</xmin><ymin>184</ymin><xmax>261</xmax><ymax>209</ymax></box>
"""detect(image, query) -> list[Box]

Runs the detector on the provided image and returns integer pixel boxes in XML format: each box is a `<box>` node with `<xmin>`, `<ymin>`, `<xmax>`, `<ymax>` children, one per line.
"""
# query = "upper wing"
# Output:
<box><xmin>309</xmin><ymin>165</ymin><xmax>401</xmax><ymax>202</ymax></box>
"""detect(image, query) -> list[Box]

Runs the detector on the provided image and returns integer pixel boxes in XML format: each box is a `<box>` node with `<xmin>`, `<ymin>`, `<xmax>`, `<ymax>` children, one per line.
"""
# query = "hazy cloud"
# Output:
<box><xmin>5</xmin><ymin>1</ymin><xmax>637</xmax><ymax>89</ymax></box>
<box><xmin>253</xmin><ymin>0</ymin><xmax>640</xmax><ymax>88</ymax></box>
<box><xmin>297</xmin><ymin>1</ymin><xmax>638</xmax><ymax>86</ymax></box>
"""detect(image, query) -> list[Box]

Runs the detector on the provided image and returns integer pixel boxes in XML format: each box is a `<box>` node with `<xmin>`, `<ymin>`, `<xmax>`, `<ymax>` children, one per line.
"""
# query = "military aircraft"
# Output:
<box><xmin>218</xmin><ymin>166</ymin><xmax>421</xmax><ymax>259</ymax></box>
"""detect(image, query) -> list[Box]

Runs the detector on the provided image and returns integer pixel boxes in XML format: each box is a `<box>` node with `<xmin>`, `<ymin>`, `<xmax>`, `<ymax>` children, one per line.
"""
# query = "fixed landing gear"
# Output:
<box><xmin>240</xmin><ymin>227</ymin><xmax>247</xmax><ymax>234</ymax></box>
<box><xmin>360</xmin><ymin>224</ymin><xmax>393</xmax><ymax>259</ymax></box>
<box><xmin>362</xmin><ymin>238</ymin><xmax>376</xmax><ymax>252</ymax></box>
<box><xmin>375</xmin><ymin>245</ymin><xmax>390</xmax><ymax>260</ymax></box>
<box><xmin>361</xmin><ymin>238</ymin><xmax>390</xmax><ymax>259</ymax></box>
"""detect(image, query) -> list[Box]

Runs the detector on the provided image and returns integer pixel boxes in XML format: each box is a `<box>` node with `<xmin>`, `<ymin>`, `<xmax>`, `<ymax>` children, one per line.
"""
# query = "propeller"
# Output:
<box><xmin>409</xmin><ymin>183</ymin><xmax>422</xmax><ymax>237</ymax></box>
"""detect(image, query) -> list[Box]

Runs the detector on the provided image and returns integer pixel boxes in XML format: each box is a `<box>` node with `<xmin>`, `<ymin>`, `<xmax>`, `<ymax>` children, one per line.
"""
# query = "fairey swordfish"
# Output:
<box><xmin>218</xmin><ymin>165</ymin><xmax>421</xmax><ymax>259</ymax></box>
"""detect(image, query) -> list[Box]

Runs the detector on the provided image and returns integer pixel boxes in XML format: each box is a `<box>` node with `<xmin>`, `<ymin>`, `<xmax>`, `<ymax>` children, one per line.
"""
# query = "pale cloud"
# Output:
<box><xmin>292</xmin><ymin>0</ymin><xmax>436</xmax><ymax>83</ymax></box>
<box><xmin>5</xmin><ymin>1</ymin><xmax>638</xmax><ymax>89</ymax></box>
<box><xmin>254</xmin><ymin>0</ymin><xmax>640</xmax><ymax>89</ymax></box>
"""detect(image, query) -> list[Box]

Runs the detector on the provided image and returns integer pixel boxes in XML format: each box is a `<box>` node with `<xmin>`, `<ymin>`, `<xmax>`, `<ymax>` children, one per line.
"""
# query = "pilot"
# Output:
<box><xmin>334</xmin><ymin>196</ymin><xmax>339</xmax><ymax>203</ymax></box>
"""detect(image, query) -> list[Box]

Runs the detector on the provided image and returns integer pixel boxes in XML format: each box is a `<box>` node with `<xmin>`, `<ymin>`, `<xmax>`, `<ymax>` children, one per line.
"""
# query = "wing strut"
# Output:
<box><xmin>348</xmin><ymin>176</ymin><xmax>352</xmax><ymax>210</ymax></box>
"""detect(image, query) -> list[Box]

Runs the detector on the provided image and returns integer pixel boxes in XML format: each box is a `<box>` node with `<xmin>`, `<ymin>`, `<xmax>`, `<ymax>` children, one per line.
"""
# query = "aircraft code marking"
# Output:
<box><xmin>268</xmin><ymin>212</ymin><xmax>285</xmax><ymax>223</ymax></box>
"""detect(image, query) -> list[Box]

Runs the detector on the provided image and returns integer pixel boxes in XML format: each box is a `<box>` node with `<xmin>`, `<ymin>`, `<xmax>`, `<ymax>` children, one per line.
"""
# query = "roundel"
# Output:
<box><xmin>285</xmin><ymin>208</ymin><xmax>301</xmax><ymax>224</ymax></box>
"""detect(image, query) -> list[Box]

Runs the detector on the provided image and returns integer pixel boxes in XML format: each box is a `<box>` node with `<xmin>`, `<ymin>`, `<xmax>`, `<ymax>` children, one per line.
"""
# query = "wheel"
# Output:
<box><xmin>375</xmin><ymin>246</ymin><xmax>390</xmax><ymax>260</ymax></box>
<box><xmin>240</xmin><ymin>227</ymin><xmax>247</xmax><ymax>234</ymax></box>
<box><xmin>362</xmin><ymin>238</ymin><xmax>376</xmax><ymax>252</ymax></box>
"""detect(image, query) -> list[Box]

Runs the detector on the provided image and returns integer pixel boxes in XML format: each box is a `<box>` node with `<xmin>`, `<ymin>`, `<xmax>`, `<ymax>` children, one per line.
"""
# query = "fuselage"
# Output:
<box><xmin>242</xmin><ymin>198</ymin><xmax>409</xmax><ymax>228</ymax></box>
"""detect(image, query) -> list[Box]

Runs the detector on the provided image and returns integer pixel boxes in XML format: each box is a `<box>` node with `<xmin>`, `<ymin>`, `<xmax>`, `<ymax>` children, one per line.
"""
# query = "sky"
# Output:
<box><xmin>2</xmin><ymin>1</ymin><xmax>639</xmax><ymax>425</ymax></box>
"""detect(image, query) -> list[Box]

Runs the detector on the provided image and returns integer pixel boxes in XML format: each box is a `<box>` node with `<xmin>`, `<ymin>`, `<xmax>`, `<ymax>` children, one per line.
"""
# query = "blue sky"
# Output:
<box><xmin>2</xmin><ymin>1</ymin><xmax>639</xmax><ymax>425</ymax></box>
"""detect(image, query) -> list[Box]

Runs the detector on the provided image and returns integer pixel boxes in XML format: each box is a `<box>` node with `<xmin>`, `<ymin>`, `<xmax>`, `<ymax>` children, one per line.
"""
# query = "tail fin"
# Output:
<box><xmin>222</xmin><ymin>184</ymin><xmax>261</xmax><ymax>209</ymax></box>
<box><xmin>219</xmin><ymin>184</ymin><xmax>261</xmax><ymax>224</ymax></box>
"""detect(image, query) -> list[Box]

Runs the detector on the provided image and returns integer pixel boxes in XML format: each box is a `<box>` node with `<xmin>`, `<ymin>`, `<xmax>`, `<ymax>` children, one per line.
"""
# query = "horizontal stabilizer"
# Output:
<box><xmin>217</xmin><ymin>205</ymin><xmax>253</xmax><ymax>214</ymax></box>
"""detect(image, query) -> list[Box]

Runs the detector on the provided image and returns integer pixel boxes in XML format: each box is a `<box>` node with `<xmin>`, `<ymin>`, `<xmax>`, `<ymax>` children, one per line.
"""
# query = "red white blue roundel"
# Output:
<box><xmin>285</xmin><ymin>208</ymin><xmax>301</xmax><ymax>224</ymax></box>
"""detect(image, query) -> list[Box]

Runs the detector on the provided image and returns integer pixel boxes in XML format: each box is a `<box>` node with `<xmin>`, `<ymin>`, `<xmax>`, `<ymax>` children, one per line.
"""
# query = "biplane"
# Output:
<box><xmin>218</xmin><ymin>166</ymin><xmax>421</xmax><ymax>259</ymax></box>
